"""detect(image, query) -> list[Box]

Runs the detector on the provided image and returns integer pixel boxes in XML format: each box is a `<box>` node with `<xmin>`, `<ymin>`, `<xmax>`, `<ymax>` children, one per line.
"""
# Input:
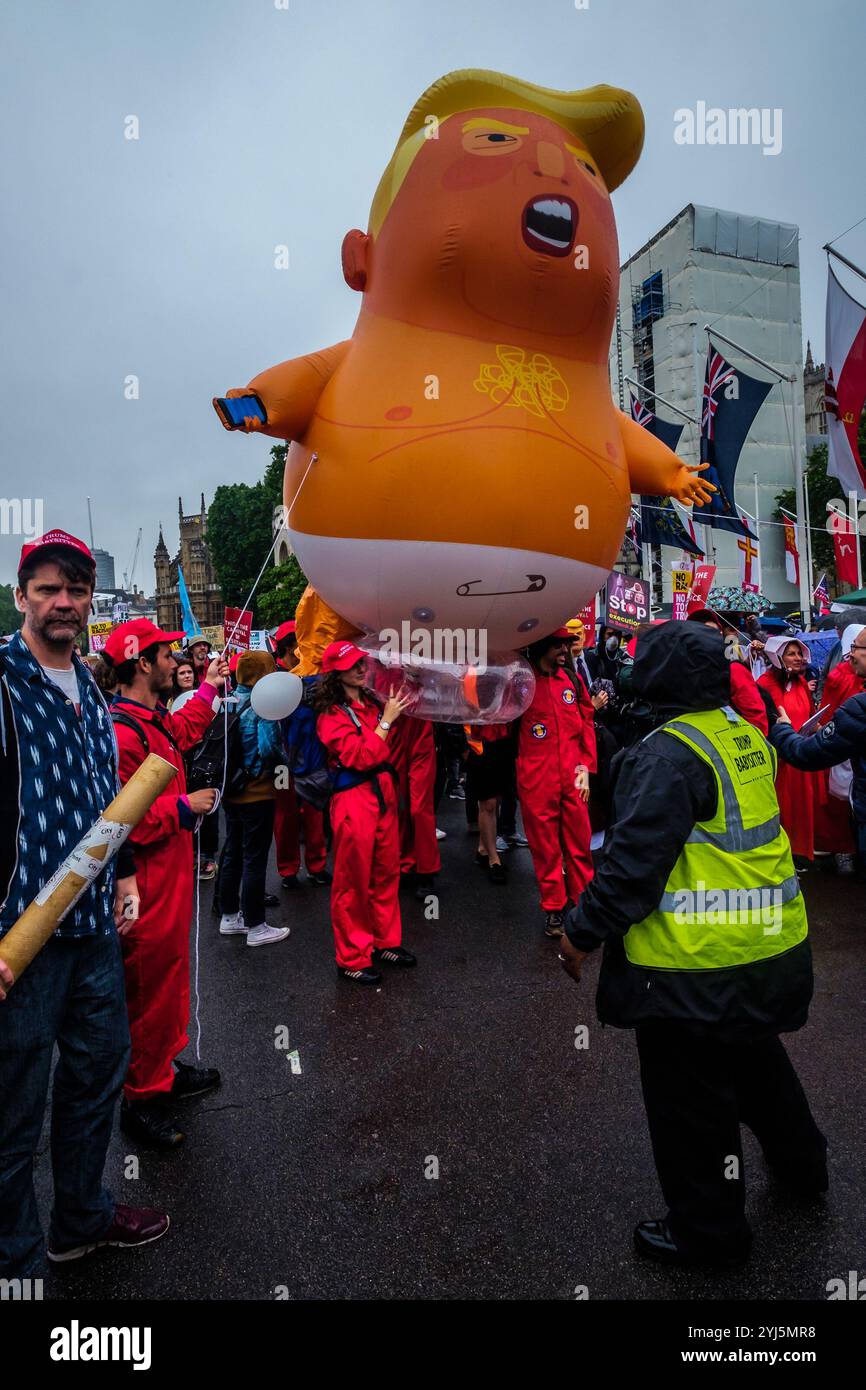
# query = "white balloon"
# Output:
<box><xmin>250</xmin><ymin>670</ymin><xmax>303</xmax><ymax>720</ymax></box>
<box><xmin>170</xmin><ymin>689</ymin><xmax>196</xmax><ymax>712</ymax></box>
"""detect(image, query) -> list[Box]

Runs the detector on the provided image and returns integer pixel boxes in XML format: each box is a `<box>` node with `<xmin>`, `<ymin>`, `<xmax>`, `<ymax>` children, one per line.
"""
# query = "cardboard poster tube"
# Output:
<box><xmin>0</xmin><ymin>752</ymin><xmax>177</xmax><ymax>985</ymax></box>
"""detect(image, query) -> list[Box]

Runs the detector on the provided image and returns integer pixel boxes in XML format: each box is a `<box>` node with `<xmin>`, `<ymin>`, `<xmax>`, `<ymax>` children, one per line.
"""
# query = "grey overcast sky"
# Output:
<box><xmin>1</xmin><ymin>0</ymin><xmax>864</xmax><ymax>587</ymax></box>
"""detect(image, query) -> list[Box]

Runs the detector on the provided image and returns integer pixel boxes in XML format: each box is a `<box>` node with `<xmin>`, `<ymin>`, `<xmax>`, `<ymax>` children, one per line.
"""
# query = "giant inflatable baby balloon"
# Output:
<box><xmin>217</xmin><ymin>70</ymin><xmax>712</xmax><ymax>714</ymax></box>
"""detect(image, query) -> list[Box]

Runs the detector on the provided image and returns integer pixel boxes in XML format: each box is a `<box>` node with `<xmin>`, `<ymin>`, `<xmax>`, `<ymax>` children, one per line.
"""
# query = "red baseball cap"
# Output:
<box><xmin>549</xmin><ymin>627</ymin><xmax>573</xmax><ymax>640</ymax></box>
<box><xmin>18</xmin><ymin>529</ymin><xmax>96</xmax><ymax>573</ymax></box>
<box><xmin>228</xmin><ymin>652</ymin><xmax>241</xmax><ymax>673</ymax></box>
<box><xmin>274</xmin><ymin>620</ymin><xmax>297</xmax><ymax>643</ymax></box>
<box><xmin>103</xmin><ymin>618</ymin><xmax>186</xmax><ymax>665</ymax></box>
<box><xmin>321</xmin><ymin>640</ymin><xmax>367</xmax><ymax>673</ymax></box>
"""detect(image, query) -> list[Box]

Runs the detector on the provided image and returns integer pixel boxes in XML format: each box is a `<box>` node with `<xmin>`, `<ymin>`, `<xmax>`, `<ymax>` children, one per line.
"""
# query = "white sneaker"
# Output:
<box><xmin>495</xmin><ymin>836</ymin><xmax>510</xmax><ymax>853</ymax></box>
<box><xmin>246</xmin><ymin>923</ymin><xmax>291</xmax><ymax>947</ymax></box>
<box><xmin>219</xmin><ymin>912</ymin><xmax>247</xmax><ymax>935</ymax></box>
<box><xmin>435</xmin><ymin>827</ymin><xmax>447</xmax><ymax>840</ymax></box>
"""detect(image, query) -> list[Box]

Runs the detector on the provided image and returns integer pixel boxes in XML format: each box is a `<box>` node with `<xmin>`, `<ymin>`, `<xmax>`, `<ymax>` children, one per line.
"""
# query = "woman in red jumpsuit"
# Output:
<box><xmin>272</xmin><ymin>619</ymin><xmax>330</xmax><ymax>888</ymax></box>
<box><xmin>758</xmin><ymin>637</ymin><xmax>817</xmax><ymax>862</ymax></box>
<box><xmin>391</xmin><ymin>714</ymin><xmax>441</xmax><ymax>899</ymax></box>
<box><xmin>814</xmin><ymin>623</ymin><xmax>865</xmax><ymax>867</ymax></box>
<box><xmin>314</xmin><ymin>642</ymin><xmax>417</xmax><ymax>985</ymax></box>
<box><xmin>103</xmin><ymin>619</ymin><xmax>228</xmax><ymax>1148</ymax></box>
<box><xmin>517</xmin><ymin>628</ymin><xmax>596</xmax><ymax>938</ymax></box>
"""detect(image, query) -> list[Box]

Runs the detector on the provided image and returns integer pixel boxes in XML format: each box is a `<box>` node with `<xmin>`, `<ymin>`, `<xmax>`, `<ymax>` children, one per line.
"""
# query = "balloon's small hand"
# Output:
<box><xmin>670</xmin><ymin>461</ymin><xmax>716</xmax><ymax>507</ymax></box>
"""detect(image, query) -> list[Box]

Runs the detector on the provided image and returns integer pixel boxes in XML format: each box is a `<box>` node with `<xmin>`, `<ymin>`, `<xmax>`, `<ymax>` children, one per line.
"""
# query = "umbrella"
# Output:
<box><xmin>706</xmin><ymin>586</ymin><xmax>771</xmax><ymax>615</ymax></box>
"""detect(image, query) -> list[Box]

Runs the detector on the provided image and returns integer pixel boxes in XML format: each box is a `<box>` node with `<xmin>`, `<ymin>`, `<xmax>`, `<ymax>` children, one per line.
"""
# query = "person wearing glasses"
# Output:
<box><xmin>771</xmin><ymin>626</ymin><xmax>866</xmax><ymax>873</ymax></box>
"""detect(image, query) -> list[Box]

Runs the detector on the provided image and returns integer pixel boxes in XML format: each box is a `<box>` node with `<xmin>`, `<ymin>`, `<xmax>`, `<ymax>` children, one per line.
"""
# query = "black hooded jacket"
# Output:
<box><xmin>565</xmin><ymin>623</ymin><xmax>813</xmax><ymax>1039</ymax></box>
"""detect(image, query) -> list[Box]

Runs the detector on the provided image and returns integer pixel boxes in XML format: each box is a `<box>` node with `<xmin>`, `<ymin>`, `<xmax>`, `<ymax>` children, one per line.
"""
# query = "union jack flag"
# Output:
<box><xmin>630</xmin><ymin>393</ymin><xmax>654</xmax><ymax>428</ymax></box>
<box><xmin>701</xmin><ymin>351</ymin><xmax>738</xmax><ymax>440</ymax></box>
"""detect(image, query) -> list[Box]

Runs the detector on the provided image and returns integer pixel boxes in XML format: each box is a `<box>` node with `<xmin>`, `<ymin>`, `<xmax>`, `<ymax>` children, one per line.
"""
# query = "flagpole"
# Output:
<box><xmin>790</xmin><ymin>376</ymin><xmax>814</xmax><ymax>621</ymax></box>
<box><xmin>693</xmin><ymin>322</ymin><xmax>716</xmax><ymax>568</ymax></box>
<box><xmin>752</xmin><ymin>473</ymin><xmax>762</xmax><ymax>591</ymax></box>
<box><xmin>823</xmin><ymin>244</ymin><xmax>866</xmax><ymax>286</ymax></box>
<box><xmin>850</xmin><ymin>490</ymin><xmax>863</xmax><ymax>589</ymax></box>
<box><xmin>623</xmin><ymin>376</ymin><xmax>699</xmax><ymax>425</ymax></box>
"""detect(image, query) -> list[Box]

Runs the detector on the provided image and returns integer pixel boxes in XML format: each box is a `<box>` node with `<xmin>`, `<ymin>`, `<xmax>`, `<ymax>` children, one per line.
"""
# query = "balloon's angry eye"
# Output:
<box><xmin>462</xmin><ymin>129</ymin><xmax>524</xmax><ymax>156</ymax></box>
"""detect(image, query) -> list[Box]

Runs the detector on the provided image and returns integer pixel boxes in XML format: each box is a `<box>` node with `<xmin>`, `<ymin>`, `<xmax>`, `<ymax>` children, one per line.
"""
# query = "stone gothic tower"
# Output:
<box><xmin>153</xmin><ymin>498</ymin><xmax>223</xmax><ymax>631</ymax></box>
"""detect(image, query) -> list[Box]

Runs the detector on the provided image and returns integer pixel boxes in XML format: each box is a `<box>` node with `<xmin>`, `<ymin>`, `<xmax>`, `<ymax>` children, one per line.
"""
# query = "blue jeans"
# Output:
<box><xmin>0</xmin><ymin>931</ymin><xmax>130</xmax><ymax>1276</ymax></box>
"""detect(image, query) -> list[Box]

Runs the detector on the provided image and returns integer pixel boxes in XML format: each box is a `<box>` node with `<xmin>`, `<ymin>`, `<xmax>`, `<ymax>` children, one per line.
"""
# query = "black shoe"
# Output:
<box><xmin>633</xmin><ymin>1219</ymin><xmax>750</xmax><ymax>1267</ymax></box>
<box><xmin>474</xmin><ymin>850</ymin><xmax>488</xmax><ymax>867</ymax></box>
<box><xmin>171</xmin><ymin>1060</ymin><xmax>221</xmax><ymax>1099</ymax></box>
<box><xmin>448</xmin><ymin>784</ymin><xmax>466</xmax><ymax>801</ymax></box>
<box><xmin>544</xmin><ymin>910</ymin><xmax>565</xmax><ymax>938</ymax></box>
<box><xmin>281</xmin><ymin>875</ymin><xmax>300</xmax><ymax>890</ymax></box>
<box><xmin>308</xmin><ymin>870</ymin><xmax>332</xmax><ymax>886</ymax></box>
<box><xmin>488</xmin><ymin>861</ymin><xmax>507</xmax><ymax>885</ymax></box>
<box><xmin>336</xmin><ymin>965</ymin><xmax>383</xmax><ymax>985</ymax></box>
<box><xmin>372</xmin><ymin>946</ymin><xmax>417</xmax><ymax>968</ymax></box>
<box><xmin>263</xmin><ymin>892</ymin><xmax>279</xmax><ymax>908</ymax></box>
<box><xmin>120</xmin><ymin>1099</ymin><xmax>185</xmax><ymax>1149</ymax></box>
<box><xmin>414</xmin><ymin>875</ymin><xmax>436</xmax><ymax>901</ymax></box>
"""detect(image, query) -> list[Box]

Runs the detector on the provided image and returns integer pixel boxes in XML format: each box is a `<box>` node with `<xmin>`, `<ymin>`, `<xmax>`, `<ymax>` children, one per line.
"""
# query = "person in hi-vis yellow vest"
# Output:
<box><xmin>559</xmin><ymin>622</ymin><xmax>827</xmax><ymax>1268</ymax></box>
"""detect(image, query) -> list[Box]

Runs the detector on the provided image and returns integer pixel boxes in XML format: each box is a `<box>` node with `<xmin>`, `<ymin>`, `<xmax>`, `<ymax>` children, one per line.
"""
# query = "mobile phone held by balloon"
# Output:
<box><xmin>213</xmin><ymin>394</ymin><xmax>267</xmax><ymax>431</ymax></box>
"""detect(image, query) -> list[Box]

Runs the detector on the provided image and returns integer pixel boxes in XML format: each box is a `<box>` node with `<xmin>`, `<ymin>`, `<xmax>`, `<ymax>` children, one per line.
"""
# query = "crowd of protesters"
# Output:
<box><xmin>2</xmin><ymin>529</ymin><xmax>866</xmax><ymax>1276</ymax></box>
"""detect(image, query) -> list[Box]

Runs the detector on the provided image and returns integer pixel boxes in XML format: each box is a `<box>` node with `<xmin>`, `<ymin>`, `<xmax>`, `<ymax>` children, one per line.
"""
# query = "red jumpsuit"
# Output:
<box><xmin>317</xmin><ymin>699</ymin><xmax>402</xmax><ymax>969</ymax></box>
<box><xmin>729</xmin><ymin>661</ymin><xmax>769</xmax><ymax>735</ymax></box>
<box><xmin>113</xmin><ymin>686</ymin><xmax>218</xmax><ymax>1101</ymax></box>
<box><xmin>391</xmin><ymin>716</ymin><xmax>440</xmax><ymax>877</ymax></box>
<box><xmin>757</xmin><ymin>669</ymin><xmax>816</xmax><ymax>860</ymax></box>
<box><xmin>814</xmin><ymin>662</ymin><xmax>862</xmax><ymax>854</ymax></box>
<box><xmin>273</xmin><ymin>783</ymin><xmax>327</xmax><ymax>876</ymax></box>
<box><xmin>517</xmin><ymin>668</ymin><xmax>596</xmax><ymax>911</ymax></box>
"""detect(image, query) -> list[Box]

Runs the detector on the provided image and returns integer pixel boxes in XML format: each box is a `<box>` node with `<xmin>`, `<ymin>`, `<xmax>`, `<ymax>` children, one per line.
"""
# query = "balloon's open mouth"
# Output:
<box><xmin>522</xmin><ymin>196</ymin><xmax>577</xmax><ymax>256</ymax></box>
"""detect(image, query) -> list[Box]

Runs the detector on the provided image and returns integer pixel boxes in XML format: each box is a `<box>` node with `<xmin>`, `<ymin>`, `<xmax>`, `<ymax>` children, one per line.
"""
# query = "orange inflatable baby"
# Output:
<box><xmin>218</xmin><ymin>69</ymin><xmax>712</xmax><ymax>661</ymax></box>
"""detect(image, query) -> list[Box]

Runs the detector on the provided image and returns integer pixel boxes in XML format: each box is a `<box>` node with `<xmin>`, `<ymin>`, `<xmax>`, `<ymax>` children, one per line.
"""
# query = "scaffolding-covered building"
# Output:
<box><xmin>610</xmin><ymin>204</ymin><xmax>805</xmax><ymax>605</ymax></box>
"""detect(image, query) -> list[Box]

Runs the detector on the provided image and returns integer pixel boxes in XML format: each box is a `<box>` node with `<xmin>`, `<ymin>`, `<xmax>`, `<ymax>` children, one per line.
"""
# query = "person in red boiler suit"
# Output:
<box><xmin>686</xmin><ymin>609</ymin><xmax>768</xmax><ymax>734</ymax></box>
<box><xmin>271</xmin><ymin>620</ymin><xmax>331</xmax><ymax>889</ymax></box>
<box><xmin>814</xmin><ymin>622</ymin><xmax>865</xmax><ymax>870</ymax></box>
<box><xmin>758</xmin><ymin>637</ymin><xmax>817</xmax><ymax>862</ymax></box>
<box><xmin>391</xmin><ymin>714</ymin><xmax>441</xmax><ymax>900</ymax></box>
<box><xmin>517</xmin><ymin>628</ymin><xmax>596</xmax><ymax>940</ymax></box>
<box><xmin>103</xmin><ymin>619</ymin><xmax>228</xmax><ymax>1148</ymax></box>
<box><xmin>314</xmin><ymin>641</ymin><xmax>418</xmax><ymax>986</ymax></box>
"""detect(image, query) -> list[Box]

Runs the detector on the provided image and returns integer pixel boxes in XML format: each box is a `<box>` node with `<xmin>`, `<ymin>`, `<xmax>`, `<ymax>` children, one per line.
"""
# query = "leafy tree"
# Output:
<box><xmin>207</xmin><ymin>443</ymin><xmax>306</xmax><ymax>626</ymax></box>
<box><xmin>0</xmin><ymin>583</ymin><xmax>21</xmax><ymax>636</ymax></box>
<box><xmin>256</xmin><ymin>558</ymin><xmax>308</xmax><ymax>628</ymax></box>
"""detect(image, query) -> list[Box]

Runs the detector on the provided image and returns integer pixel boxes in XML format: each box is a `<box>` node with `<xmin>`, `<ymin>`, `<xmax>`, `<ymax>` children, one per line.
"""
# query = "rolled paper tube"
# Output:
<box><xmin>0</xmin><ymin>752</ymin><xmax>177</xmax><ymax>985</ymax></box>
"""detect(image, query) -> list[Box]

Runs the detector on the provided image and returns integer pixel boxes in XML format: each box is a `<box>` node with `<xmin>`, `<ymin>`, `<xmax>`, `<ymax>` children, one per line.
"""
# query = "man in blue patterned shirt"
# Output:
<box><xmin>0</xmin><ymin>531</ymin><xmax>169</xmax><ymax>1277</ymax></box>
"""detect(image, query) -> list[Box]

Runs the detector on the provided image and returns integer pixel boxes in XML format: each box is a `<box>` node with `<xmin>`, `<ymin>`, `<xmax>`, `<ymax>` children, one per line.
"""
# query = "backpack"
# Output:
<box><xmin>283</xmin><ymin>678</ymin><xmax>367</xmax><ymax>810</ymax></box>
<box><xmin>186</xmin><ymin>705</ymin><xmax>250</xmax><ymax>797</ymax></box>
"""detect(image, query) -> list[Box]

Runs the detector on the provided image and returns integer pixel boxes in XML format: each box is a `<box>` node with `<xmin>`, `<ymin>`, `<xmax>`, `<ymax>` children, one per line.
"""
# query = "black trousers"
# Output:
<box><xmin>219</xmin><ymin>800</ymin><xmax>276</xmax><ymax>928</ymax></box>
<box><xmin>635</xmin><ymin>1022</ymin><xmax>827</xmax><ymax>1257</ymax></box>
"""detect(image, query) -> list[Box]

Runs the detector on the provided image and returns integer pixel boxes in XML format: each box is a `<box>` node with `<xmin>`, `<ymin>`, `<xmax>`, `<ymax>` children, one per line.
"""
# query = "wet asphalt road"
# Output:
<box><xmin>36</xmin><ymin>802</ymin><xmax>866</xmax><ymax>1302</ymax></box>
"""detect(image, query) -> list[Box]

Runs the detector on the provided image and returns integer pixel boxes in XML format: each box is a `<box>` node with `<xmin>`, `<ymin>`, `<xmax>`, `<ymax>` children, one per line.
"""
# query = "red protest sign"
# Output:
<box><xmin>576</xmin><ymin>601</ymin><xmax>596</xmax><ymax>646</ymax></box>
<box><xmin>685</xmin><ymin>564</ymin><xmax>716</xmax><ymax>616</ymax></box>
<box><xmin>223</xmin><ymin>606</ymin><xmax>253</xmax><ymax>652</ymax></box>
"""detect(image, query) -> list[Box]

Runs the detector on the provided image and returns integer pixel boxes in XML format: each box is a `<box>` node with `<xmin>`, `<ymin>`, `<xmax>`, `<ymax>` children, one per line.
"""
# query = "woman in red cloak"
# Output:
<box><xmin>814</xmin><ymin>623</ymin><xmax>866</xmax><ymax>867</ymax></box>
<box><xmin>758</xmin><ymin>638</ymin><xmax>817</xmax><ymax>862</ymax></box>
